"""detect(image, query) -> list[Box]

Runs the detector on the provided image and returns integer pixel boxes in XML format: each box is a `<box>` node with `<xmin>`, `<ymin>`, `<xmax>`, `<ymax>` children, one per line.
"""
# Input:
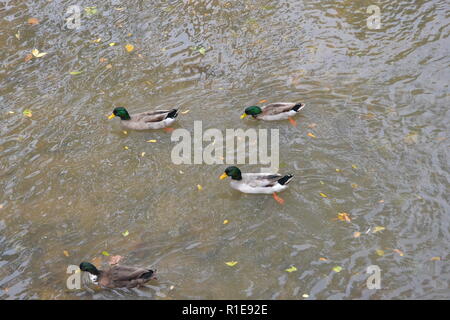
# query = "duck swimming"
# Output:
<box><xmin>240</xmin><ymin>102</ymin><xmax>305</xmax><ymax>121</ymax></box>
<box><xmin>108</xmin><ymin>107</ymin><xmax>179</xmax><ymax>130</ymax></box>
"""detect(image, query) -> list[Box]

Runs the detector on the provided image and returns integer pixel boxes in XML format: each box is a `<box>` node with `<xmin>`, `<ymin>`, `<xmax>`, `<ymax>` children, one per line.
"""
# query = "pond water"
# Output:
<box><xmin>0</xmin><ymin>0</ymin><xmax>449</xmax><ymax>299</ymax></box>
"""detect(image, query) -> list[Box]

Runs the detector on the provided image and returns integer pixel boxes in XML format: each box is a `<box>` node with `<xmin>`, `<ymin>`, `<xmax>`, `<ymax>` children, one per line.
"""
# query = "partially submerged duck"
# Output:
<box><xmin>240</xmin><ymin>102</ymin><xmax>305</xmax><ymax>121</ymax></box>
<box><xmin>219</xmin><ymin>166</ymin><xmax>294</xmax><ymax>194</ymax></box>
<box><xmin>108</xmin><ymin>107</ymin><xmax>178</xmax><ymax>130</ymax></box>
<box><xmin>79</xmin><ymin>262</ymin><xmax>156</xmax><ymax>289</ymax></box>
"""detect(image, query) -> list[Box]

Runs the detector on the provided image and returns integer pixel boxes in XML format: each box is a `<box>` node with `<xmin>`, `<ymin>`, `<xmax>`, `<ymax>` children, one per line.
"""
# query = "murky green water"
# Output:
<box><xmin>1</xmin><ymin>0</ymin><xmax>449</xmax><ymax>299</ymax></box>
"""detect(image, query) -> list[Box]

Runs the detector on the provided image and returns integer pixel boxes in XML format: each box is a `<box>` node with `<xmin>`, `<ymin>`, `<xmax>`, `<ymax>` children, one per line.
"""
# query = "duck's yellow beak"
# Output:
<box><xmin>108</xmin><ymin>113</ymin><xmax>116</xmax><ymax>120</ymax></box>
<box><xmin>219</xmin><ymin>173</ymin><xmax>228</xmax><ymax>180</ymax></box>
<box><xmin>240</xmin><ymin>113</ymin><xmax>248</xmax><ymax>119</ymax></box>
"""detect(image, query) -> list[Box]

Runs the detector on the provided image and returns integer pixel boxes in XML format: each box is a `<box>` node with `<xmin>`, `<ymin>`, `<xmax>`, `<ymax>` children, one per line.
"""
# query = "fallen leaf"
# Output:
<box><xmin>319</xmin><ymin>257</ymin><xmax>328</xmax><ymax>261</ymax></box>
<box><xmin>285</xmin><ymin>266</ymin><xmax>297</xmax><ymax>273</ymax></box>
<box><xmin>141</xmin><ymin>152</ymin><xmax>145</xmax><ymax>157</ymax></box>
<box><xmin>273</xmin><ymin>192</ymin><xmax>285</xmax><ymax>205</ymax></box>
<box><xmin>28</xmin><ymin>17</ymin><xmax>39</xmax><ymax>25</ymax></box>
<box><xmin>372</xmin><ymin>226</ymin><xmax>385</xmax><ymax>233</ymax></box>
<box><xmin>31</xmin><ymin>49</ymin><xmax>47</xmax><ymax>58</ymax></box>
<box><xmin>335</xmin><ymin>168</ymin><xmax>341</xmax><ymax>172</ymax></box>
<box><xmin>124</xmin><ymin>146</ymin><xmax>129</xmax><ymax>150</ymax></box>
<box><xmin>99</xmin><ymin>57</ymin><xmax>108</xmax><ymax>63</ymax></box>
<box><xmin>69</xmin><ymin>71</ymin><xmax>82</xmax><ymax>75</ymax></box>
<box><xmin>302</xmin><ymin>294</ymin><xmax>309</xmax><ymax>298</ymax></box>
<box><xmin>24</xmin><ymin>53</ymin><xmax>33</xmax><ymax>62</ymax></box>
<box><xmin>109</xmin><ymin>255</ymin><xmax>123</xmax><ymax>265</ymax></box>
<box><xmin>22</xmin><ymin>109</ymin><xmax>32</xmax><ymax>117</ymax></box>
<box><xmin>258</xmin><ymin>99</ymin><xmax>267</xmax><ymax>103</ymax></box>
<box><xmin>376</xmin><ymin>249</ymin><xmax>385</xmax><ymax>256</ymax></box>
<box><xmin>122</xmin><ymin>230</ymin><xmax>129</xmax><ymax>237</ymax></box>
<box><xmin>122</xmin><ymin>131</ymin><xmax>128</xmax><ymax>135</ymax></box>
<box><xmin>92</xmin><ymin>38</ymin><xmax>101</xmax><ymax>43</ymax></box>
<box><xmin>353</xmin><ymin>232</ymin><xmax>361</xmax><ymax>238</ymax></box>
<box><xmin>181</xmin><ymin>110</ymin><xmax>190</xmax><ymax>114</ymax></box>
<box><xmin>337</xmin><ymin>212</ymin><xmax>351</xmax><ymax>222</ymax></box>
<box><xmin>223</xmin><ymin>220</ymin><xmax>229</xmax><ymax>224</ymax></box>
<box><xmin>197</xmin><ymin>184</ymin><xmax>203</xmax><ymax>191</ymax></box>
<box><xmin>169</xmin><ymin>285</ymin><xmax>175</xmax><ymax>290</ymax></box>
<box><xmin>198</xmin><ymin>47</ymin><xmax>206</xmax><ymax>55</ymax></box>
<box><xmin>332</xmin><ymin>266</ymin><xmax>342</xmax><ymax>273</ymax></box>
<box><xmin>225</xmin><ymin>261</ymin><xmax>238</xmax><ymax>267</ymax></box>
<box><xmin>84</xmin><ymin>6</ymin><xmax>98</xmax><ymax>15</ymax></box>
<box><xmin>106</xmin><ymin>64</ymin><xmax>112</xmax><ymax>69</ymax></box>
<box><xmin>101</xmin><ymin>251</ymin><xmax>110</xmax><ymax>256</ymax></box>
<box><xmin>125</xmin><ymin>44</ymin><xmax>134</xmax><ymax>52</ymax></box>
<box><xmin>147</xmin><ymin>139</ymin><xmax>157</xmax><ymax>143</ymax></box>
<box><xmin>319</xmin><ymin>192</ymin><xmax>328</xmax><ymax>198</ymax></box>
<box><xmin>393</xmin><ymin>249</ymin><xmax>404</xmax><ymax>256</ymax></box>
<box><xmin>63</xmin><ymin>250</ymin><xmax>70</xmax><ymax>257</ymax></box>
<box><xmin>351</xmin><ymin>164</ymin><xmax>358</xmax><ymax>169</ymax></box>
<box><xmin>431</xmin><ymin>256</ymin><xmax>441</xmax><ymax>261</ymax></box>
<box><xmin>351</xmin><ymin>183</ymin><xmax>358</xmax><ymax>189</ymax></box>
<box><xmin>109</xmin><ymin>42</ymin><xmax>116</xmax><ymax>47</ymax></box>
<box><xmin>15</xmin><ymin>31</ymin><xmax>20</xmax><ymax>40</ymax></box>
<box><xmin>307</xmin><ymin>132</ymin><xmax>317</xmax><ymax>138</ymax></box>
<box><xmin>379</xmin><ymin>200</ymin><xmax>385</xmax><ymax>203</ymax></box>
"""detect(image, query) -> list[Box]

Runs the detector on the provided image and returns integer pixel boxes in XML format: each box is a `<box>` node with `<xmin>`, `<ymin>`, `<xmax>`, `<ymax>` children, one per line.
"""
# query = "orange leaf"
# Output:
<box><xmin>288</xmin><ymin>117</ymin><xmax>297</xmax><ymax>127</ymax></box>
<box><xmin>319</xmin><ymin>257</ymin><xmax>328</xmax><ymax>261</ymax></box>
<box><xmin>28</xmin><ymin>17</ymin><xmax>39</xmax><ymax>25</ymax></box>
<box><xmin>431</xmin><ymin>256</ymin><xmax>441</xmax><ymax>261</ymax></box>
<box><xmin>393</xmin><ymin>249</ymin><xmax>404</xmax><ymax>256</ymax></box>
<box><xmin>63</xmin><ymin>250</ymin><xmax>70</xmax><ymax>257</ymax></box>
<box><xmin>337</xmin><ymin>212</ymin><xmax>351</xmax><ymax>222</ymax></box>
<box><xmin>258</xmin><ymin>99</ymin><xmax>267</xmax><ymax>104</ymax></box>
<box><xmin>353</xmin><ymin>231</ymin><xmax>361</xmax><ymax>238</ymax></box>
<box><xmin>307</xmin><ymin>132</ymin><xmax>317</xmax><ymax>138</ymax></box>
<box><xmin>273</xmin><ymin>192</ymin><xmax>285</xmax><ymax>205</ymax></box>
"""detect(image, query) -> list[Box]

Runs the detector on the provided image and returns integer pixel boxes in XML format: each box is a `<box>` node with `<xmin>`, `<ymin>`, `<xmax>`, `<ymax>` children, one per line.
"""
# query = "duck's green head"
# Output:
<box><xmin>79</xmin><ymin>262</ymin><xmax>100</xmax><ymax>275</ymax></box>
<box><xmin>241</xmin><ymin>106</ymin><xmax>262</xmax><ymax>119</ymax></box>
<box><xmin>108</xmin><ymin>107</ymin><xmax>131</xmax><ymax>120</ymax></box>
<box><xmin>220</xmin><ymin>166</ymin><xmax>242</xmax><ymax>181</ymax></box>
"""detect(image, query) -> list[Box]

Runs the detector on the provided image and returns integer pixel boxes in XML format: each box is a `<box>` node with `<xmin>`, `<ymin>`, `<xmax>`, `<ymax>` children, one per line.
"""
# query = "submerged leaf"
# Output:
<box><xmin>376</xmin><ymin>249</ymin><xmax>385</xmax><ymax>256</ymax></box>
<box><xmin>373</xmin><ymin>226</ymin><xmax>385</xmax><ymax>233</ymax></box>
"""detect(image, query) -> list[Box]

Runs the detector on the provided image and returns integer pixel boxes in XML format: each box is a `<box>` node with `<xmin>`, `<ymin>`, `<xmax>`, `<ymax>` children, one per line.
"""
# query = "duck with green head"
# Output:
<box><xmin>79</xmin><ymin>261</ymin><xmax>156</xmax><ymax>289</ymax></box>
<box><xmin>241</xmin><ymin>102</ymin><xmax>306</xmax><ymax>121</ymax></box>
<box><xmin>219</xmin><ymin>166</ymin><xmax>294</xmax><ymax>195</ymax></box>
<box><xmin>108</xmin><ymin>106</ymin><xmax>179</xmax><ymax>130</ymax></box>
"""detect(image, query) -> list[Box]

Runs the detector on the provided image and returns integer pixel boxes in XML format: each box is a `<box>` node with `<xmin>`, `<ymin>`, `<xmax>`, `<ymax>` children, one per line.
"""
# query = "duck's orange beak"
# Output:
<box><xmin>108</xmin><ymin>113</ymin><xmax>115</xmax><ymax>119</ymax></box>
<box><xmin>219</xmin><ymin>173</ymin><xmax>228</xmax><ymax>180</ymax></box>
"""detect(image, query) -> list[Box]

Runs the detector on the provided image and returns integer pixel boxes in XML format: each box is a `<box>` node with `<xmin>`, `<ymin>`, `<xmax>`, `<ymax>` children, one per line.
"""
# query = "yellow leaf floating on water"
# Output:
<box><xmin>125</xmin><ymin>44</ymin><xmax>134</xmax><ymax>52</ymax></box>
<box><xmin>102</xmin><ymin>251</ymin><xmax>110</xmax><ymax>256</ymax></box>
<box><xmin>337</xmin><ymin>212</ymin><xmax>351</xmax><ymax>222</ymax></box>
<box><xmin>141</xmin><ymin>152</ymin><xmax>145</xmax><ymax>157</ymax></box>
<box><xmin>335</xmin><ymin>168</ymin><xmax>341</xmax><ymax>172</ymax></box>
<box><xmin>376</xmin><ymin>249</ymin><xmax>385</xmax><ymax>256</ymax></box>
<box><xmin>307</xmin><ymin>132</ymin><xmax>317</xmax><ymax>138</ymax></box>
<box><xmin>122</xmin><ymin>230</ymin><xmax>129</xmax><ymax>237</ymax></box>
<box><xmin>351</xmin><ymin>183</ymin><xmax>358</xmax><ymax>189</ymax></box>
<box><xmin>285</xmin><ymin>266</ymin><xmax>297</xmax><ymax>273</ymax></box>
<box><xmin>332</xmin><ymin>266</ymin><xmax>342</xmax><ymax>273</ymax></box>
<box><xmin>372</xmin><ymin>226</ymin><xmax>385</xmax><ymax>233</ymax></box>
<box><xmin>63</xmin><ymin>250</ymin><xmax>70</xmax><ymax>257</ymax></box>
<box><xmin>319</xmin><ymin>192</ymin><xmax>328</xmax><ymax>198</ymax></box>
<box><xmin>122</xmin><ymin>131</ymin><xmax>128</xmax><ymax>135</ymax></box>
<box><xmin>69</xmin><ymin>71</ymin><xmax>82</xmax><ymax>75</ymax></box>
<box><xmin>223</xmin><ymin>220</ymin><xmax>229</xmax><ymax>224</ymax></box>
<box><xmin>92</xmin><ymin>38</ymin><xmax>101</xmax><ymax>43</ymax></box>
<box><xmin>319</xmin><ymin>257</ymin><xmax>328</xmax><ymax>261</ymax></box>
<box><xmin>109</xmin><ymin>42</ymin><xmax>116</xmax><ymax>46</ymax></box>
<box><xmin>147</xmin><ymin>139</ymin><xmax>157</xmax><ymax>143</ymax></box>
<box><xmin>393</xmin><ymin>249</ymin><xmax>404</xmax><ymax>256</ymax></box>
<box><xmin>351</xmin><ymin>164</ymin><xmax>358</xmax><ymax>169</ymax></box>
<box><xmin>353</xmin><ymin>232</ymin><xmax>361</xmax><ymax>238</ymax></box>
<box><xmin>197</xmin><ymin>184</ymin><xmax>203</xmax><ymax>191</ymax></box>
<box><xmin>225</xmin><ymin>261</ymin><xmax>238</xmax><ymax>267</ymax></box>
<box><xmin>431</xmin><ymin>256</ymin><xmax>441</xmax><ymax>261</ymax></box>
<box><xmin>31</xmin><ymin>48</ymin><xmax>47</xmax><ymax>58</ymax></box>
<box><xmin>124</xmin><ymin>146</ymin><xmax>129</xmax><ymax>150</ymax></box>
<box><xmin>23</xmin><ymin>109</ymin><xmax>32</xmax><ymax>117</ymax></box>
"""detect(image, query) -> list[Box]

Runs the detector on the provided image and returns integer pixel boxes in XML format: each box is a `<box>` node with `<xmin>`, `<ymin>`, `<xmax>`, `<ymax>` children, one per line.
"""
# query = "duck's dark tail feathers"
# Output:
<box><xmin>278</xmin><ymin>174</ymin><xmax>294</xmax><ymax>186</ymax></box>
<box><xmin>166</xmin><ymin>109</ymin><xmax>179</xmax><ymax>119</ymax></box>
<box><xmin>292</xmin><ymin>103</ymin><xmax>305</xmax><ymax>112</ymax></box>
<box><xmin>141</xmin><ymin>269</ymin><xmax>156</xmax><ymax>280</ymax></box>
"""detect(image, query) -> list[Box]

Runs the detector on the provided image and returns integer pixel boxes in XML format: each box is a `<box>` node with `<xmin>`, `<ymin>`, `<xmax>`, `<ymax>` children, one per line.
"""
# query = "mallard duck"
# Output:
<box><xmin>79</xmin><ymin>262</ymin><xmax>156</xmax><ymax>289</ymax></box>
<box><xmin>219</xmin><ymin>166</ymin><xmax>293</xmax><ymax>194</ymax></box>
<box><xmin>108</xmin><ymin>107</ymin><xmax>178</xmax><ymax>130</ymax></box>
<box><xmin>240</xmin><ymin>102</ymin><xmax>305</xmax><ymax>121</ymax></box>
